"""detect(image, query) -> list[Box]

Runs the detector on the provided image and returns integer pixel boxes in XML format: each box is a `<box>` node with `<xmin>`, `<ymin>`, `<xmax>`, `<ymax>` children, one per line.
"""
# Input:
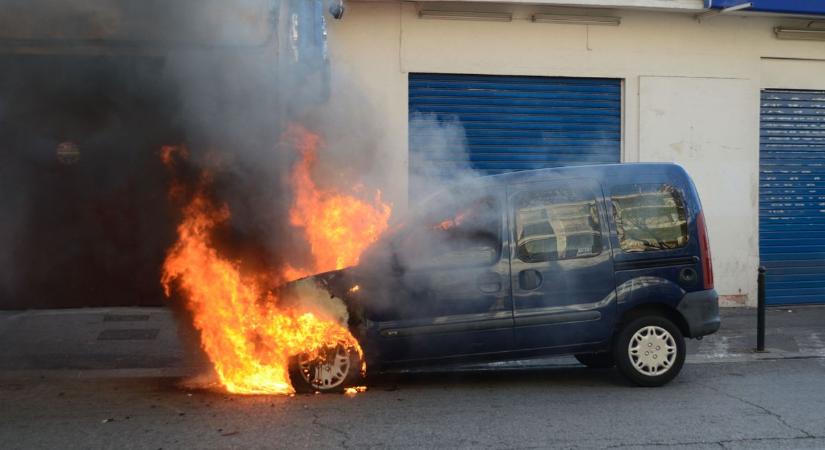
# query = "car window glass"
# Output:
<box><xmin>515</xmin><ymin>187</ymin><xmax>602</xmax><ymax>263</ymax></box>
<box><xmin>611</xmin><ymin>184</ymin><xmax>688</xmax><ymax>252</ymax></box>
<box><xmin>399</xmin><ymin>195</ymin><xmax>501</xmax><ymax>269</ymax></box>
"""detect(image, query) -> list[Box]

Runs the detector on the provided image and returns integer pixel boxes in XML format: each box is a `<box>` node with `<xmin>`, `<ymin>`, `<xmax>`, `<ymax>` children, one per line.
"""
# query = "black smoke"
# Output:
<box><xmin>0</xmin><ymin>0</ymin><xmax>388</xmax><ymax>309</ymax></box>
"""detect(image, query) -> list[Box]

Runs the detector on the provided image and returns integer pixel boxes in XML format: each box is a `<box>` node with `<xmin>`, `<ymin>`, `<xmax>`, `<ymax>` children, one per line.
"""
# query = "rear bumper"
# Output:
<box><xmin>677</xmin><ymin>289</ymin><xmax>720</xmax><ymax>338</ymax></box>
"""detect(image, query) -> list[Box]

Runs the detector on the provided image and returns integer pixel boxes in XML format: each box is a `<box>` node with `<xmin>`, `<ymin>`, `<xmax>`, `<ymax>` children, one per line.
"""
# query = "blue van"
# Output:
<box><xmin>288</xmin><ymin>163</ymin><xmax>720</xmax><ymax>391</ymax></box>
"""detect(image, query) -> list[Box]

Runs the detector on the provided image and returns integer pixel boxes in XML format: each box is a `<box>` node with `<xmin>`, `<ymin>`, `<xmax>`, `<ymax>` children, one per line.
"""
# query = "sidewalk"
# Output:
<box><xmin>0</xmin><ymin>305</ymin><xmax>823</xmax><ymax>375</ymax></box>
<box><xmin>686</xmin><ymin>304</ymin><xmax>825</xmax><ymax>363</ymax></box>
<box><xmin>0</xmin><ymin>307</ymin><xmax>197</xmax><ymax>376</ymax></box>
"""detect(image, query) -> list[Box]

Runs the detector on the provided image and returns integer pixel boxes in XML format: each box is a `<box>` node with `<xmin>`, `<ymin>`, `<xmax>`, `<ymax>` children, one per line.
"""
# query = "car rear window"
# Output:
<box><xmin>514</xmin><ymin>187</ymin><xmax>603</xmax><ymax>263</ymax></box>
<box><xmin>611</xmin><ymin>184</ymin><xmax>689</xmax><ymax>252</ymax></box>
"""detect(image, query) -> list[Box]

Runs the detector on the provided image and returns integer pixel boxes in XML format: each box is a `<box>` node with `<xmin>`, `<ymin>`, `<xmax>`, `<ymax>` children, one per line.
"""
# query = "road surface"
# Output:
<box><xmin>2</xmin><ymin>358</ymin><xmax>824</xmax><ymax>449</ymax></box>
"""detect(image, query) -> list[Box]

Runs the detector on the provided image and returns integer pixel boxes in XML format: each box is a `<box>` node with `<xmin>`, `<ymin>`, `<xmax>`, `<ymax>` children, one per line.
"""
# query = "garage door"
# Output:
<box><xmin>760</xmin><ymin>89</ymin><xmax>825</xmax><ymax>305</ymax></box>
<box><xmin>408</xmin><ymin>73</ymin><xmax>621</xmax><ymax>185</ymax></box>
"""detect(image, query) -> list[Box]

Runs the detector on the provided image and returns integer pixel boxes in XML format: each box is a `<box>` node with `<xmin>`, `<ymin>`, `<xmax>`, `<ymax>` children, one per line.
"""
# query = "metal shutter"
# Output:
<box><xmin>408</xmin><ymin>73</ymin><xmax>621</xmax><ymax>182</ymax></box>
<box><xmin>760</xmin><ymin>89</ymin><xmax>825</xmax><ymax>305</ymax></box>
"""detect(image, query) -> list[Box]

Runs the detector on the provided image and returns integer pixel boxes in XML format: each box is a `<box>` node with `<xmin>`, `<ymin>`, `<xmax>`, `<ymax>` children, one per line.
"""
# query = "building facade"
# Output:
<box><xmin>326</xmin><ymin>0</ymin><xmax>825</xmax><ymax>307</ymax></box>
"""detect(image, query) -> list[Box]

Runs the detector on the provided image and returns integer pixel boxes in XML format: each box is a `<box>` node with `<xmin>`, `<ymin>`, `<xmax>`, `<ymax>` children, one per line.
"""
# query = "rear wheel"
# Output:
<box><xmin>289</xmin><ymin>343</ymin><xmax>363</xmax><ymax>394</ymax></box>
<box><xmin>613</xmin><ymin>315</ymin><xmax>685</xmax><ymax>387</ymax></box>
<box><xmin>574</xmin><ymin>352</ymin><xmax>615</xmax><ymax>368</ymax></box>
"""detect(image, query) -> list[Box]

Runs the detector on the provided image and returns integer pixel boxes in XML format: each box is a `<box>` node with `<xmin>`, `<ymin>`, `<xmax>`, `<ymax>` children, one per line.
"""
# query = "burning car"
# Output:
<box><xmin>285</xmin><ymin>163</ymin><xmax>720</xmax><ymax>391</ymax></box>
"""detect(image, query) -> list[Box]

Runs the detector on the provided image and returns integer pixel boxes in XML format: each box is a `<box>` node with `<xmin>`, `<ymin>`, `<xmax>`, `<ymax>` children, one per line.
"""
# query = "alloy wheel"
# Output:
<box><xmin>297</xmin><ymin>344</ymin><xmax>352</xmax><ymax>390</ymax></box>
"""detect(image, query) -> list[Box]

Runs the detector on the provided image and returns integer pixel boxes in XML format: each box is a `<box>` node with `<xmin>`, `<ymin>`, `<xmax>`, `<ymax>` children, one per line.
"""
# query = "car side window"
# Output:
<box><xmin>399</xmin><ymin>195</ymin><xmax>501</xmax><ymax>269</ymax></box>
<box><xmin>611</xmin><ymin>183</ymin><xmax>689</xmax><ymax>252</ymax></box>
<box><xmin>514</xmin><ymin>187</ymin><xmax>603</xmax><ymax>263</ymax></box>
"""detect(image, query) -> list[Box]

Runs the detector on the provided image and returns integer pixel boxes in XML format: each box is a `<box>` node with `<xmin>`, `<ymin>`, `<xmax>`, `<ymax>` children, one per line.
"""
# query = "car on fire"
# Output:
<box><xmin>286</xmin><ymin>163</ymin><xmax>720</xmax><ymax>391</ymax></box>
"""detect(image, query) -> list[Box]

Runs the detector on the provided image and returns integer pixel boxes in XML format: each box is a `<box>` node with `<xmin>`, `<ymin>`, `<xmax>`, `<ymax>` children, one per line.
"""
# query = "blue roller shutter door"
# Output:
<box><xmin>760</xmin><ymin>89</ymin><xmax>825</xmax><ymax>305</ymax></box>
<box><xmin>408</xmin><ymin>73</ymin><xmax>621</xmax><ymax>183</ymax></box>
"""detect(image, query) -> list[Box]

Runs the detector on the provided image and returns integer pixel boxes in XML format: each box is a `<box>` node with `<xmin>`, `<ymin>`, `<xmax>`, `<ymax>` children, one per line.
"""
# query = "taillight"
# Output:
<box><xmin>696</xmin><ymin>211</ymin><xmax>714</xmax><ymax>289</ymax></box>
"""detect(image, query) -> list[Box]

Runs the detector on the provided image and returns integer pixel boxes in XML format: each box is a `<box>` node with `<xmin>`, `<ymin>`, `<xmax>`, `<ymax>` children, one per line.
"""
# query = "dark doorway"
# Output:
<box><xmin>0</xmin><ymin>54</ymin><xmax>182</xmax><ymax>309</ymax></box>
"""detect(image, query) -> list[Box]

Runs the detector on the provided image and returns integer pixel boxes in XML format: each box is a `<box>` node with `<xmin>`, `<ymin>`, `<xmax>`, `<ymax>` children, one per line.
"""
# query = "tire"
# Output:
<box><xmin>289</xmin><ymin>343</ymin><xmax>363</xmax><ymax>394</ymax></box>
<box><xmin>613</xmin><ymin>315</ymin><xmax>685</xmax><ymax>387</ymax></box>
<box><xmin>575</xmin><ymin>352</ymin><xmax>616</xmax><ymax>369</ymax></box>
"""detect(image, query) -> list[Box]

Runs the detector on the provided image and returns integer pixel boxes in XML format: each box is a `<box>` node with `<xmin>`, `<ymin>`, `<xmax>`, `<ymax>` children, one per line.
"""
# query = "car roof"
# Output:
<box><xmin>478</xmin><ymin>163</ymin><xmax>690</xmax><ymax>186</ymax></box>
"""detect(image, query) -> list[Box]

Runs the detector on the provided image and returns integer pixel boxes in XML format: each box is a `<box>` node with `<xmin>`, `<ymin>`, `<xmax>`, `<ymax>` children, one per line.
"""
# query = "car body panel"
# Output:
<box><xmin>506</xmin><ymin>178</ymin><xmax>618</xmax><ymax>352</ymax></box>
<box><xmin>299</xmin><ymin>163</ymin><xmax>720</xmax><ymax>371</ymax></box>
<box><xmin>360</xmin><ymin>189</ymin><xmax>515</xmax><ymax>364</ymax></box>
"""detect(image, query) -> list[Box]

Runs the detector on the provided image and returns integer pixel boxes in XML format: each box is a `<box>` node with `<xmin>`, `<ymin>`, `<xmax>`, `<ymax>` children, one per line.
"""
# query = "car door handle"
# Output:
<box><xmin>477</xmin><ymin>273</ymin><xmax>502</xmax><ymax>293</ymax></box>
<box><xmin>518</xmin><ymin>269</ymin><xmax>543</xmax><ymax>291</ymax></box>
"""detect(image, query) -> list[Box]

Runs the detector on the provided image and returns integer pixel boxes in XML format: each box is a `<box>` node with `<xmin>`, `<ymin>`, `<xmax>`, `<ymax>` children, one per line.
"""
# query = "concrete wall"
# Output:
<box><xmin>326</xmin><ymin>1</ymin><xmax>825</xmax><ymax>306</ymax></box>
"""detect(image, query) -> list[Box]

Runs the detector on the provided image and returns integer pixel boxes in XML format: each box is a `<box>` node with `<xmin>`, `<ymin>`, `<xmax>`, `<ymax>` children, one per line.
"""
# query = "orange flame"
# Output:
<box><xmin>160</xmin><ymin>144</ymin><xmax>188</xmax><ymax>166</ymax></box>
<box><xmin>284</xmin><ymin>124</ymin><xmax>392</xmax><ymax>280</ymax></box>
<box><xmin>435</xmin><ymin>210</ymin><xmax>468</xmax><ymax>231</ymax></box>
<box><xmin>160</xmin><ymin>125</ymin><xmax>392</xmax><ymax>395</ymax></box>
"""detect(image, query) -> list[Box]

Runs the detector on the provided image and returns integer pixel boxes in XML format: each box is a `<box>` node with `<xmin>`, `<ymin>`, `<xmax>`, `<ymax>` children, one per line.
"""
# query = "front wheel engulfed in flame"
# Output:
<box><xmin>289</xmin><ymin>343</ymin><xmax>363</xmax><ymax>393</ymax></box>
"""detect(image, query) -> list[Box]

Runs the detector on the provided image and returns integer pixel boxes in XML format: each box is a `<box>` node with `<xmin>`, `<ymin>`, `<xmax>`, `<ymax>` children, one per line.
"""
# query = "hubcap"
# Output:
<box><xmin>628</xmin><ymin>325</ymin><xmax>677</xmax><ymax>376</ymax></box>
<box><xmin>298</xmin><ymin>344</ymin><xmax>351</xmax><ymax>390</ymax></box>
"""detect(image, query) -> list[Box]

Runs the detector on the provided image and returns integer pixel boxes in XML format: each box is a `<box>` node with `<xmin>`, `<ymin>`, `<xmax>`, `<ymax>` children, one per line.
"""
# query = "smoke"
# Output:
<box><xmin>334</xmin><ymin>111</ymin><xmax>510</xmax><ymax>348</ymax></box>
<box><xmin>0</xmin><ymin>0</ymin><xmax>389</xmax><ymax>309</ymax></box>
<box><xmin>0</xmin><ymin>0</ymin><xmax>486</xmax><ymax>314</ymax></box>
<box><xmin>408</xmin><ymin>112</ymin><xmax>476</xmax><ymax>199</ymax></box>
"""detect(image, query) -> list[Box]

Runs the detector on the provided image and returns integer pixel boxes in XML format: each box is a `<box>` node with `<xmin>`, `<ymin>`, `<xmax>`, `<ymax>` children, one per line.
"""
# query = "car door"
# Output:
<box><xmin>508</xmin><ymin>179</ymin><xmax>617</xmax><ymax>351</ymax></box>
<box><xmin>372</xmin><ymin>189</ymin><xmax>514</xmax><ymax>363</ymax></box>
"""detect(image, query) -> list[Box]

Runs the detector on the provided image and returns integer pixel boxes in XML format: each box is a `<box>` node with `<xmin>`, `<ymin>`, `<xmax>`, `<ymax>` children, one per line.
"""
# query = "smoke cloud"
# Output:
<box><xmin>0</xmin><ymin>0</ymin><xmax>391</xmax><ymax>309</ymax></box>
<box><xmin>0</xmin><ymin>0</ymin><xmax>485</xmax><ymax>313</ymax></box>
<box><xmin>408</xmin><ymin>112</ymin><xmax>475</xmax><ymax>199</ymax></box>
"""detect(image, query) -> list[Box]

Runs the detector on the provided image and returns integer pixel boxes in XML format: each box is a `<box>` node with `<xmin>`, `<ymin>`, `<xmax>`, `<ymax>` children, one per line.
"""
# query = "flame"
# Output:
<box><xmin>284</xmin><ymin>124</ymin><xmax>391</xmax><ymax>279</ymax></box>
<box><xmin>344</xmin><ymin>385</ymin><xmax>368</xmax><ymax>396</ymax></box>
<box><xmin>436</xmin><ymin>210</ymin><xmax>468</xmax><ymax>231</ymax></box>
<box><xmin>159</xmin><ymin>124</ymin><xmax>392</xmax><ymax>396</ymax></box>
<box><xmin>161</xmin><ymin>184</ymin><xmax>362</xmax><ymax>395</ymax></box>
<box><xmin>160</xmin><ymin>144</ymin><xmax>188</xmax><ymax>166</ymax></box>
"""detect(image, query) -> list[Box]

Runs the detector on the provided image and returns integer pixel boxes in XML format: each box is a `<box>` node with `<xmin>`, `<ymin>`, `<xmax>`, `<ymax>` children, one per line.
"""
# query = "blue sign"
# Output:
<box><xmin>706</xmin><ymin>0</ymin><xmax>825</xmax><ymax>15</ymax></box>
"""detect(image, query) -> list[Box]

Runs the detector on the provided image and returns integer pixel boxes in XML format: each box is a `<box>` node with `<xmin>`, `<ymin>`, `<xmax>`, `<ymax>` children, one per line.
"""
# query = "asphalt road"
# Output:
<box><xmin>2</xmin><ymin>358</ymin><xmax>824</xmax><ymax>449</ymax></box>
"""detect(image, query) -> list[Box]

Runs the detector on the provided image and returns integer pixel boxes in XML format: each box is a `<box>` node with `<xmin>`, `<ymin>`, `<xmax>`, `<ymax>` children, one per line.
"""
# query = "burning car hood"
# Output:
<box><xmin>277</xmin><ymin>268</ymin><xmax>363</xmax><ymax>325</ymax></box>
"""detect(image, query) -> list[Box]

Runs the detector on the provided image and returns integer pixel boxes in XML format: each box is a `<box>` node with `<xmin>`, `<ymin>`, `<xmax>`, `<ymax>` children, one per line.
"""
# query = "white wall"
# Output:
<box><xmin>327</xmin><ymin>2</ymin><xmax>825</xmax><ymax>306</ymax></box>
<box><xmin>638</xmin><ymin>76</ymin><xmax>759</xmax><ymax>304</ymax></box>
